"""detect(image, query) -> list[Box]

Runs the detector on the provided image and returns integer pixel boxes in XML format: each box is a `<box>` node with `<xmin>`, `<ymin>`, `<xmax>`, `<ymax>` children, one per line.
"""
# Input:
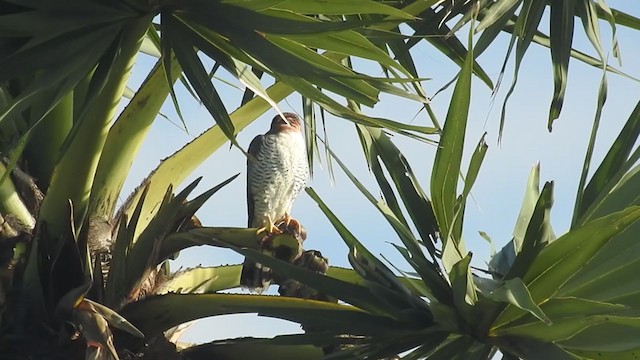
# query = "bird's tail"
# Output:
<box><xmin>240</xmin><ymin>258</ymin><xmax>272</xmax><ymax>293</ymax></box>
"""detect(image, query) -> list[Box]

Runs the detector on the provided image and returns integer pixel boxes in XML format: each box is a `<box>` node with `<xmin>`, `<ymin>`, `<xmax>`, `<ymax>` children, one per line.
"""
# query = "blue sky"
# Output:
<box><xmin>120</xmin><ymin>1</ymin><xmax>640</xmax><ymax>344</ymax></box>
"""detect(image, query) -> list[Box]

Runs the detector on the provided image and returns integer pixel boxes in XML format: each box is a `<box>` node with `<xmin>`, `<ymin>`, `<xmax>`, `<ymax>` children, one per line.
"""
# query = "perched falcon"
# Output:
<box><xmin>241</xmin><ymin>112</ymin><xmax>309</xmax><ymax>292</ymax></box>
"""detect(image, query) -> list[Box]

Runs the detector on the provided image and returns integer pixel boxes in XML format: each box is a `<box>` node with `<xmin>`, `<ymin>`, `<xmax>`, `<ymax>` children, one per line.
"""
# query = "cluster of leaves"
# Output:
<box><xmin>0</xmin><ymin>0</ymin><xmax>639</xmax><ymax>359</ymax></box>
<box><xmin>0</xmin><ymin>0</ymin><xmax>441</xmax><ymax>358</ymax></box>
<box><xmin>211</xmin><ymin>44</ymin><xmax>640</xmax><ymax>359</ymax></box>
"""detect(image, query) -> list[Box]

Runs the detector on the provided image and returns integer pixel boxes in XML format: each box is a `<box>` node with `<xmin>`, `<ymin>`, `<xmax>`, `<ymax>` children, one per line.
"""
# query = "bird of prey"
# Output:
<box><xmin>241</xmin><ymin>112</ymin><xmax>309</xmax><ymax>292</ymax></box>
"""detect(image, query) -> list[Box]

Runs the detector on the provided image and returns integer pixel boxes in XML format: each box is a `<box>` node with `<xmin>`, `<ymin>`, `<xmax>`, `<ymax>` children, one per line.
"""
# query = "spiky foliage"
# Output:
<box><xmin>0</xmin><ymin>0</ymin><xmax>639</xmax><ymax>359</ymax></box>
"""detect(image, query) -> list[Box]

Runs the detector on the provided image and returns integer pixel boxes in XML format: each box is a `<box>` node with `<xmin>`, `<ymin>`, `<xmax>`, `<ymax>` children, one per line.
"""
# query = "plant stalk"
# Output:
<box><xmin>89</xmin><ymin>54</ymin><xmax>181</xmax><ymax>219</ymax></box>
<box><xmin>39</xmin><ymin>18</ymin><xmax>150</xmax><ymax>236</ymax></box>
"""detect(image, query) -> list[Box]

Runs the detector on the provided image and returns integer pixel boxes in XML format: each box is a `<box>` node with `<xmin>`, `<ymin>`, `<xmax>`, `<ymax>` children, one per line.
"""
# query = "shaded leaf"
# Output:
<box><xmin>121</xmin><ymin>293</ymin><xmax>415</xmax><ymax>338</ymax></box>
<box><xmin>547</xmin><ymin>0</ymin><xmax>576</xmax><ymax>129</ymax></box>
<box><xmin>504</xmin><ymin>182</ymin><xmax>554</xmax><ymax>281</ymax></box>
<box><xmin>181</xmin><ymin>337</ymin><xmax>324</xmax><ymax>359</ymax></box>
<box><xmin>449</xmin><ymin>254</ymin><xmax>476</xmax><ymax>321</ymax></box>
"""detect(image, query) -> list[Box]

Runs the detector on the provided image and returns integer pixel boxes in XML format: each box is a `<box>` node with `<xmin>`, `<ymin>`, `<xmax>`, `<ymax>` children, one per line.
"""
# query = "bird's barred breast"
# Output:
<box><xmin>249</xmin><ymin>132</ymin><xmax>308</xmax><ymax>227</ymax></box>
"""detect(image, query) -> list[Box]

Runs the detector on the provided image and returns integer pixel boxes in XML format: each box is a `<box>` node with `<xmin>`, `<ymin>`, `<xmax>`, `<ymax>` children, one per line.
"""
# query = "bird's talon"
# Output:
<box><xmin>288</xmin><ymin>218</ymin><xmax>303</xmax><ymax>234</ymax></box>
<box><xmin>255</xmin><ymin>216</ymin><xmax>283</xmax><ymax>238</ymax></box>
<box><xmin>271</xmin><ymin>216</ymin><xmax>305</xmax><ymax>240</ymax></box>
<box><xmin>282</xmin><ymin>213</ymin><xmax>293</xmax><ymax>227</ymax></box>
<box><xmin>269</xmin><ymin>224</ymin><xmax>283</xmax><ymax>235</ymax></box>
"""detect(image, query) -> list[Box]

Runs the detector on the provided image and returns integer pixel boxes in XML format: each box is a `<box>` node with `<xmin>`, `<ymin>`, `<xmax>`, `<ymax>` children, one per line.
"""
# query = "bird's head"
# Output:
<box><xmin>269</xmin><ymin>112</ymin><xmax>302</xmax><ymax>133</ymax></box>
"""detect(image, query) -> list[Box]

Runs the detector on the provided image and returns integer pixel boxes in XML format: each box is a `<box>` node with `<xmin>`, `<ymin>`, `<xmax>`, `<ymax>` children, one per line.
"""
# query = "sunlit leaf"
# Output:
<box><xmin>494</xmin><ymin>206</ymin><xmax>640</xmax><ymax>327</ymax></box>
<box><xmin>578</xmin><ymin>100</ymin><xmax>640</xmax><ymax>223</ymax></box>
<box><xmin>572</xmin><ymin>66</ymin><xmax>608</xmax><ymax>228</ymax></box>
<box><xmin>431</xmin><ymin>28</ymin><xmax>473</xmax><ymax>247</ymax></box>
<box><xmin>485</xmin><ymin>278</ymin><xmax>550</xmax><ymax>325</ymax></box>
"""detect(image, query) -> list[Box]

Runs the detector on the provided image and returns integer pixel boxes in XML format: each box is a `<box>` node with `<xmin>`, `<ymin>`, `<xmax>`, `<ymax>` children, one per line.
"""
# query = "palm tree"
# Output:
<box><xmin>1</xmin><ymin>0</ymin><xmax>640</xmax><ymax>358</ymax></box>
